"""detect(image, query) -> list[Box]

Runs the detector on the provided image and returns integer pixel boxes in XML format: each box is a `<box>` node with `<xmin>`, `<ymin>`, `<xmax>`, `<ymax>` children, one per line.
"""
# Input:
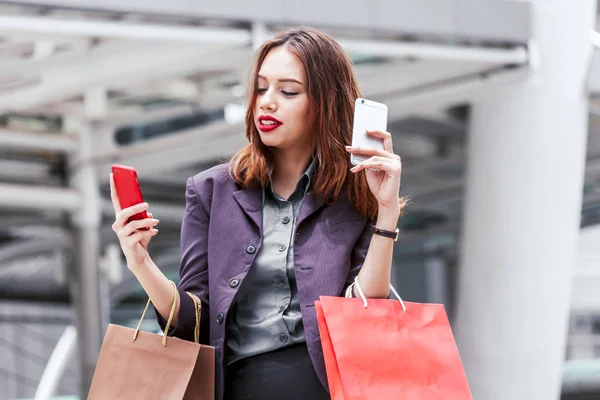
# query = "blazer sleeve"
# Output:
<box><xmin>155</xmin><ymin>176</ymin><xmax>211</xmax><ymax>344</ymax></box>
<box><xmin>341</xmin><ymin>221</ymin><xmax>373</xmax><ymax>297</ymax></box>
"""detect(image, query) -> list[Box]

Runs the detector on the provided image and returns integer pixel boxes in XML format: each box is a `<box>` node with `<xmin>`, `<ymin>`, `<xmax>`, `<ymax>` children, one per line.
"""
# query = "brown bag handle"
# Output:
<box><xmin>186</xmin><ymin>292</ymin><xmax>202</xmax><ymax>344</ymax></box>
<box><xmin>133</xmin><ymin>280</ymin><xmax>178</xmax><ymax>347</ymax></box>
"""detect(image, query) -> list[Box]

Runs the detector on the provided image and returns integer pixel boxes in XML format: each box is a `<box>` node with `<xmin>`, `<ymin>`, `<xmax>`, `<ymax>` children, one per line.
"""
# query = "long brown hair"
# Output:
<box><xmin>230</xmin><ymin>27</ymin><xmax>392</xmax><ymax>221</ymax></box>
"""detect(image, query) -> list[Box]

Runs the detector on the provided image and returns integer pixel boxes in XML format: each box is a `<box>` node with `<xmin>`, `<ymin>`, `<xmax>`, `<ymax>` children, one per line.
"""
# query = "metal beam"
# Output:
<box><xmin>0</xmin><ymin>183</ymin><xmax>80</xmax><ymax>211</ymax></box>
<box><xmin>337</xmin><ymin>39</ymin><xmax>527</xmax><ymax>64</ymax></box>
<box><xmin>0</xmin><ymin>15</ymin><xmax>251</xmax><ymax>44</ymax></box>
<box><xmin>0</xmin><ymin>128</ymin><xmax>79</xmax><ymax>153</ymax></box>
<box><xmin>0</xmin><ymin>238</ymin><xmax>70</xmax><ymax>265</ymax></box>
<box><xmin>357</xmin><ymin>60</ymin><xmax>506</xmax><ymax>103</ymax></box>
<box><xmin>0</xmin><ymin>40</ymin><xmax>144</xmax><ymax>75</ymax></box>
<box><xmin>21</xmin><ymin>102</ymin><xmax>204</xmax><ymax>125</ymax></box>
<box><xmin>0</xmin><ymin>159</ymin><xmax>55</xmax><ymax>183</ymax></box>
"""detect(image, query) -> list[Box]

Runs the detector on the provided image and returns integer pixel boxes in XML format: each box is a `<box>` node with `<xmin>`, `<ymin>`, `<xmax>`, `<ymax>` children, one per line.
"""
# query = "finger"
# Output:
<box><xmin>125</xmin><ymin>228</ymin><xmax>159</xmax><ymax>247</ymax></box>
<box><xmin>350</xmin><ymin>157</ymin><xmax>399</xmax><ymax>174</ymax></box>
<box><xmin>366</xmin><ymin>130</ymin><xmax>394</xmax><ymax>153</ymax></box>
<box><xmin>346</xmin><ymin>145</ymin><xmax>397</xmax><ymax>159</ymax></box>
<box><xmin>119</xmin><ymin>218</ymin><xmax>160</xmax><ymax>238</ymax></box>
<box><xmin>147</xmin><ymin>212</ymin><xmax>153</xmax><ymax>219</ymax></box>
<box><xmin>115</xmin><ymin>202</ymin><xmax>149</xmax><ymax>227</ymax></box>
<box><xmin>109</xmin><ymin>173</ymin><xmax>122</xmax><ymax>213</ymax></box>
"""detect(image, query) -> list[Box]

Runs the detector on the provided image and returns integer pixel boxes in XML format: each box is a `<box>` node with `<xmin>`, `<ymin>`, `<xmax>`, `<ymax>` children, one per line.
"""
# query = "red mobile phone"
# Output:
<box><xmin>111</xmin><ymin>164</ymin><xmax>148</xmax><ymax>223</ymax></box>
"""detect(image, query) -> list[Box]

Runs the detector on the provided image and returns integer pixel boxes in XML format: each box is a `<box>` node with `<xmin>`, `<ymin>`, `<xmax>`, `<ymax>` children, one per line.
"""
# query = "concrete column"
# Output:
<box><xmin>424</xmin><ymin>255</ymin><xmax>449</xmax><ymax>307</ymax></box>
<box><xmin>454</xmin><ymin>1</ymin><xmax>595</xmax><ymax>399</ymax></box>
<box><xmin>66</xmin><ymin>118</ymin><xmax>104</xmax><ymax>396</ymax></box>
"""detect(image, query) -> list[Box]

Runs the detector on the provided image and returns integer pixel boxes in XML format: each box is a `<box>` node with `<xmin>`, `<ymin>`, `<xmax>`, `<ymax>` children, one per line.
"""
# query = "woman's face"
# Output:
<box><xmin>254</xmin><ymin>45</ymin><xmax>311</xmax><ymax>152</ymax></box>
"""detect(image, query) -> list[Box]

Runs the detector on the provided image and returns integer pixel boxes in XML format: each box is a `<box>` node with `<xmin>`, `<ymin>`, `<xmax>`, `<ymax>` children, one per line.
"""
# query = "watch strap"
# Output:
<box><xmin>371</xmin><ymin>225</ymin><xmax>399</xmax><ymax>241</ymax></box>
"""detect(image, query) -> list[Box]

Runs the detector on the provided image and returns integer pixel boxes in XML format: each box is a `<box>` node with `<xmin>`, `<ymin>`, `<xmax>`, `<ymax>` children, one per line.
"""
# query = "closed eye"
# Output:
<box><xmin>256</xmin><ymin>88</ymin><xmax>298</xmax><ymax>96</ymax></box>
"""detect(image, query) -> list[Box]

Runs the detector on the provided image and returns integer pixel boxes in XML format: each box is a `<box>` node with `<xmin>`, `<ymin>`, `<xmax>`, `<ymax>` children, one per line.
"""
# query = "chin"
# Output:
<box><xmin>260</xmin><ymin>138</ymin><xmax>284</xmax><ymax>149</ymax></box>
<box><xmin>258</xmin><ymin>132</ymin><xmax>283</xmax><ymax>148</ymax></box>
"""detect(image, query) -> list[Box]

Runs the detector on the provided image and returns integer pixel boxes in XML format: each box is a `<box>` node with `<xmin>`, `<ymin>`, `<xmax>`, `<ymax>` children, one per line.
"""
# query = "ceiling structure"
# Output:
<box><xmin>0</xmin><ymin>1</ymin><xmax>596</xmax><ymax>308</ymax></box>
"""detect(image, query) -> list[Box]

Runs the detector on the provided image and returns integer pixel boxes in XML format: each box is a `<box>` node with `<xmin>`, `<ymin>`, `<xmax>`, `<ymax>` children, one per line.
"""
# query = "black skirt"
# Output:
<box><xmin>224</xmin><ymin>343</ymin><xmax>330</xmax><ymax>400</ymax></box>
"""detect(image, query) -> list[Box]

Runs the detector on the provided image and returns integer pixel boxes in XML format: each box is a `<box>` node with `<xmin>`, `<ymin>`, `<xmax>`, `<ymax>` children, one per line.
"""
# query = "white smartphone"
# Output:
<box><xmin>350</xmin><ymin>98</ymin><xmax>388</xmax><ymax>166</ymax></box>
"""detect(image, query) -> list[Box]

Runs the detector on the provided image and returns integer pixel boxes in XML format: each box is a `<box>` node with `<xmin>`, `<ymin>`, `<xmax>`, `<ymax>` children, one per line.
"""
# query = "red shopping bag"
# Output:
<box><xmin>315</xmin><ymin>280</ymin><xmax>472</xmax><ymax>400</ymax></box>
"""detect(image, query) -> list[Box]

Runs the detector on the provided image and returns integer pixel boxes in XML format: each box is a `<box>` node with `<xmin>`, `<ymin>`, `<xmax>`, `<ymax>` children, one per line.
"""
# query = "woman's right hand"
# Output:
<box><xmin>110</xmin><ymin>173</ymin><xmax>160</xmax><ymax>270</ymax></box>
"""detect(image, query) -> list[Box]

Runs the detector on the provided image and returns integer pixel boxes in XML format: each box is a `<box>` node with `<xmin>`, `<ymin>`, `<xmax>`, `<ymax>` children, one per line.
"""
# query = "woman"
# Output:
<box><xmin>110</xmin><ymin>27</ymin><xmax>405</xmax><ymax>400</ymax></box>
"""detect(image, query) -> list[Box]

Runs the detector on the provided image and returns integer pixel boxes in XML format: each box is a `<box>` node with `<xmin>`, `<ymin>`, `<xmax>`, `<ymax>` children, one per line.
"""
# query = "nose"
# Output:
<box><xmin>259</xmin><ymin>89</ymin><xmax>277</xmax><ymax>112</ymax></box>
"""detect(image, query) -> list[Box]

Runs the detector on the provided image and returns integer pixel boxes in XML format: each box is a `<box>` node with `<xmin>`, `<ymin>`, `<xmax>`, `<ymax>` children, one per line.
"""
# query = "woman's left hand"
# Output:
<box><xmin>346</xmin><ymin>130</ymin><xmax>402</xmax><ymax>215</ymax></box>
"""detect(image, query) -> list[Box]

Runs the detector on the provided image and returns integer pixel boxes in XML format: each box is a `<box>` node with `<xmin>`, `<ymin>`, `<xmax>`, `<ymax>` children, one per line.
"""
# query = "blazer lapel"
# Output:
<box><xmin>233</xmin><ymin>186</ymin><xmax>263</xmax><ymax>234</ymax></box>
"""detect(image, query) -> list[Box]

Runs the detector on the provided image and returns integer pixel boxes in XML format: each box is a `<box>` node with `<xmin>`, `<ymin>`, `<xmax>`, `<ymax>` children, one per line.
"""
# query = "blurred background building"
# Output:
<box><xmin>0</xmin><ymin>0</ymin><xmax>599</xmax><ymax>399</ymax></box>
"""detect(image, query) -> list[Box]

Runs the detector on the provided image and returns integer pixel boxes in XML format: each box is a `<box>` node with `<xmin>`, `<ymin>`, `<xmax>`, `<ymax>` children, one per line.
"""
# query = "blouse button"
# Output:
<box><xmin>216</xmin><ymin>313</ymin><xmax>224</xmax><ymax>323</ymax></box>
<box><xmin>246</xmin><ymin>245</ymin><xmax>256</xmax><ymax>254</ymax></box>
<box><xmin>282</xmin><ymin>216</ymin><xmax>291</xmax><ymax>224</ymax></box>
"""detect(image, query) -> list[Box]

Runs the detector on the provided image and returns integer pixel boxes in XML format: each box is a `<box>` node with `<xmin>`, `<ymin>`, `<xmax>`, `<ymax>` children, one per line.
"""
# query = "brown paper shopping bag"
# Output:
<box><xmin>88</xmin><ymin>281</ymin><xmax>215</xmax><ymax>400</ymax></box>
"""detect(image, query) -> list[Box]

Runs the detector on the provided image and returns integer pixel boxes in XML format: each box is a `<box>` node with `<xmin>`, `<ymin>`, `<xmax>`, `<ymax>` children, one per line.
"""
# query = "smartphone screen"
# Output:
<box><xmin>111</xmin><ymin>164</ymin><xmax>148</xmax><ymax>223</ymax></box>
<box><xmin>350</xmin><ymin>98</ymin><xmax>388</xmax><ymax>165</ymax></box>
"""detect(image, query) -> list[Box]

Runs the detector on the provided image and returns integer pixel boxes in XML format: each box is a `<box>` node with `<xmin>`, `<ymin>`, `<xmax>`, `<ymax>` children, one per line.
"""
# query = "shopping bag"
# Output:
<box><xmin>315</xmin><ymin>278</ymin><xmax>472</xmax><ymax>400</ymax></box>
<box><xmin>88</xmin><ymin>281</ymin><xmax>215</xmax><ymax>400</ymax></box>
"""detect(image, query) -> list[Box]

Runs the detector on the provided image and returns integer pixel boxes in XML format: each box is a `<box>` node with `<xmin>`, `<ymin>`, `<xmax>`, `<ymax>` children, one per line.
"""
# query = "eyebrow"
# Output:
<box><xmin>257</xmin><ymin>74</ymin><xmax>303</xmax><ymax>85</ymax></box>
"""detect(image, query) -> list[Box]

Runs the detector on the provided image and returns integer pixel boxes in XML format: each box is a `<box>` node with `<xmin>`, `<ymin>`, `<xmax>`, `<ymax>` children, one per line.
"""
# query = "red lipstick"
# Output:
<box><xmin>258</xmin><ymin>115</ymin><xmax>282</xmax><ymax>132</ymax></box>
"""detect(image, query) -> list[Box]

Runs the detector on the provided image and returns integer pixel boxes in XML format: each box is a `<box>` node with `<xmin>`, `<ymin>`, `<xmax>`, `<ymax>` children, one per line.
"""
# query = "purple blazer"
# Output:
<box><xmin>156</xmin><ymin>163</ymin><xmax>372</xmax><ymax>399</ymax></box>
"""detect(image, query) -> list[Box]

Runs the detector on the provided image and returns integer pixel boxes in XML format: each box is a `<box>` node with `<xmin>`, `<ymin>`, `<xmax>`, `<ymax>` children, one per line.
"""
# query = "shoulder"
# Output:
<box><xmin>190</xmin><ymin>162</ymin><xmax>232</xmax><ymax>185</ymax></box>
<box><xmin>188</xmin><ymin>162</ymin><xmax>236</xmax><ymax>202</ymax></box>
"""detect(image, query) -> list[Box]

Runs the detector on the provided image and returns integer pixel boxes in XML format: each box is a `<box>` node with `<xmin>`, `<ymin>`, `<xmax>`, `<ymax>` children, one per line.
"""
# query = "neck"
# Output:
<box><xmin>271</xmin><ymin>146</ymin><xmax>313</xmax><ymax>188</ymax></box>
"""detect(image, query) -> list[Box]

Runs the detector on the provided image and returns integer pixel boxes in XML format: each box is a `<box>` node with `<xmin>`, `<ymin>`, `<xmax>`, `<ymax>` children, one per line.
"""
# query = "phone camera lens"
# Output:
<box><xmin>361</xmin><ymin>99</ymin><xmax>365</xmax><ymax>104</ymax></box>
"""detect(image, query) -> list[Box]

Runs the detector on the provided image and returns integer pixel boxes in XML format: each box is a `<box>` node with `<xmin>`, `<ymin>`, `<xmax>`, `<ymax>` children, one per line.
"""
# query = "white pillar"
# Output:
<box><xmin>454</xmin><ymin>2</ymin><xmax>595</xmax><ymax>399</ymax></box>
<box><xmin>66</xmin><ymin>118</ymin><xmax>104</xmax><ymax>396</ymax></box>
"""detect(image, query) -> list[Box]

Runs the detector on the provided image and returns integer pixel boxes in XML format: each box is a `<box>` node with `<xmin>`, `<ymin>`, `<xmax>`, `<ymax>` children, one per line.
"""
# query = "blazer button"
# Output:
<box><xmin>246</xmin><ymin>245</ymin><xmax>256</xmax><ymax>254</ymax></box>
<box><xmin>230</xmin><ymin>278</ymin><xmax>240</xmax><ymax>288</ymax></box>
<box><xmin>216</xmin><ymin>313</ymin><xmax>224</xmax><ymax>323</ymax></box>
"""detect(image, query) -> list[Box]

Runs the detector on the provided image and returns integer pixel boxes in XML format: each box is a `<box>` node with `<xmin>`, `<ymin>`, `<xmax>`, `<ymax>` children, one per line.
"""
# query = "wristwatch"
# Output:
<box><xmin>371</xmin><ymin>225</ymin><xmax>399</xmax><ymax>241</ymax></box>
